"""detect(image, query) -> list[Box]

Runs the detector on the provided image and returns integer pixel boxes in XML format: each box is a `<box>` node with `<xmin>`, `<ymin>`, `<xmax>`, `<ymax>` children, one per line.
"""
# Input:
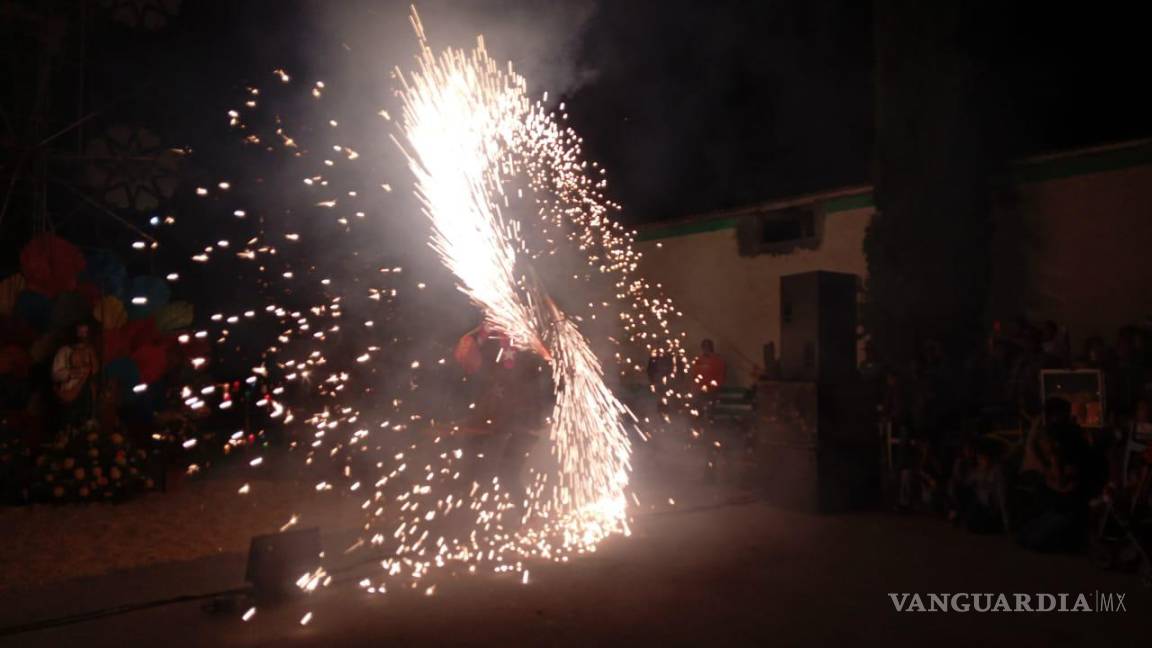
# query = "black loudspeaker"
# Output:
<box><xmin>754</xmin><ymin>381</ymin><xmax>879</xmax><ymax>513</ymax></box>
<box><xmin>779</xmin><ymin>271</ymin><xmax>858</xmax><ymax>383</ymax></box>
<box><xmin>246</xmin><ymin>527</ymin><xmax>322</xmax><ymax>600</ymax></box>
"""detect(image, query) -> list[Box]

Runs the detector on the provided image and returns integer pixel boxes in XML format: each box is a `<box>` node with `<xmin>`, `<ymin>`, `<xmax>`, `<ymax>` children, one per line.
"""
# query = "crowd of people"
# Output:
<box><xmin>884</xmin><ymin>317</ymin><xmax>1152</xmax><ymax>568</ymax></box>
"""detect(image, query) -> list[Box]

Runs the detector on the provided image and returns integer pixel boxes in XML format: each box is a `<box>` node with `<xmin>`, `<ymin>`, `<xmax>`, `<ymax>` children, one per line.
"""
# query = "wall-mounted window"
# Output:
<box><xmin>736</xmin><ymin>206</ymin><xmax>822</xmax><ymax>256</ymax></box>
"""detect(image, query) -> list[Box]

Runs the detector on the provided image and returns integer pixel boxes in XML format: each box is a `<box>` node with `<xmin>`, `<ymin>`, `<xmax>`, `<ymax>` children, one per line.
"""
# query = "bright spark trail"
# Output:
<box><xmin>394</xmin><ymin>11</ymin><xmax>634</xmax><ymax>548</ymax></box>
<box><xmin>165</xmin><ymin>7</ymin><xmax>706</xmax><ymax>625</ymax></box>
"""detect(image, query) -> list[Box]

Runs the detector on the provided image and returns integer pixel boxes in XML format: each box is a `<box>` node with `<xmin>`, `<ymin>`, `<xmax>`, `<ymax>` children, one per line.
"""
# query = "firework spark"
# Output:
<box><xmin>151</xmin><ymin>7</ymin><xmax>706</xmax><ymax>625</ymax></box>
<box><xmin>395</xmin><ymin>9</ymin><xmax>637</xmax><ymax>551</ymax></box>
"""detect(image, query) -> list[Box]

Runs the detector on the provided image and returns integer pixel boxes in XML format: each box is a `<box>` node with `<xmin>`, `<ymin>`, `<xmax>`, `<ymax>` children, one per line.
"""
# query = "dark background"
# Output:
<box><xmin>3</xmin><ymin>0</ymin><xmax>1149</xmax><ymax>229</ymax></box>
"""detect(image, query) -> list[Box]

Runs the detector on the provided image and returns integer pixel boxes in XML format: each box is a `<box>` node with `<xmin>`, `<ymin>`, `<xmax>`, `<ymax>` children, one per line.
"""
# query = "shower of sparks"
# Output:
<box><xmin>394</xmin><ymin>12</ymin><xmax>638</xmax><ymax>545</ymax></box>
<box><xmin>141</xmin><ymin>7</ymin><xmax>703</xmax><ymax>625</ymax></box>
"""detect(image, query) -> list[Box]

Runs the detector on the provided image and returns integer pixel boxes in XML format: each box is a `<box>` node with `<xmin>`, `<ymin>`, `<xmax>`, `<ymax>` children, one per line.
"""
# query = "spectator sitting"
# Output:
<box><xmin>1017</xmin><ymin>398</ymin><xmax>1103</xmax><ymax>552</ymax></box>
<box><xmin>1132</xmin><ymin>399</ymin><xmax>1152</xmax><ymax>445</ymax></box>
<box><xmin>1009</xmin><ymin>328</ymin><xmax>1044</xmax><ymax>420</ymax></box>
<box><xmin>976</xmin><ymin>338</ymin><xmax>1015</xmax><ymax>424</ymax></box>
<box><xmin>1040</xmin><ymin>320</ymin><xmax>1069</xmax><ymax>367</ymax></box>
<box><xmin>912</xmin><ymin>339</ymin><xmax>949</xmax><ymax>444</ymax></box>
<box><xmin>1077</xmin><ymin>336</ymin><xmax>1111</xmax><ymax>371</ymax></box>
<box><xmin>1119</xmin><ymin>398</ymin><xmax>1152</xmax><ymax>491</ymax></box>
<box><xmin>900</xmin><ymin>440</ymin><xmax>944</xmax><ymax>512</ymax></box>
<box><xmin>948</xmin><ymin>438</ymin><xmax>1008</xmax><ymax>533</ymax></box>
<box><xmin>1112</xmin><ymin>326</ymin><xmax>1145</xmax><ymax>419</ymax></box>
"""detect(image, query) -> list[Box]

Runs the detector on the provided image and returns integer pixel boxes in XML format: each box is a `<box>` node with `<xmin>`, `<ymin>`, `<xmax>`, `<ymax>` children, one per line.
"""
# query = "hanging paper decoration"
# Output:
<box><xmin>19</xmin><ymin>235</ymin><xmax>86</xmax><ymax>297</ymax></box>
<box><xmin>0</xmin><ymin>317</ymin><xmax>34</xmax><ymax>348</ymax></box>
<box><xmin>50</xmin><ymin>292</ymin><xmax>91</xmax><ymax>332</ymax></box>
<box><xmin>75</xmin><ymin>282</ymin><xmax>103</xmax><ymax>308</ymax></box>
<box><xmin>93</xmin><ymin>295</ymin><xmax>128</xmax><ymax>330</ymax></box>
<box><xmin>102</xmin><ymin>357</ymin><xmax>142</xmax><ymax>397</ymax></box>
<box><xmin>14</xmin><ymin>290</ymin><xmax>53</xmax><ymax>331</ymax></box>
<box><xmin>155</xmin><ymin>301</ymin><xmax>193</xmax><ymax>332</ymax></box>
<box><xmin>131</xmin><ymin>340</ymin><xmax>169</xmax><ymax>383</ymax></box>
<box><xmin>102</xmin><ymin>316</ymin><xmax>156</xmax><ymax>360</ymax></box>
<box><xmin>83</xmin><ymin>125</ymin><xmax>181</xmax><ymax>211</ymax></box>
<box><xmin>124</xmin><ymin>317</ymin><xmax>158</xmax><ymax>348</ymax></box>
<box><xmin>80</xmin><ymin>249</ymin><xmax>127</xmax><ymax>299</ymax></box>
<box><xmin>29</xmin><ymin>332</ymin><xmax>60</xmax><ymax>364</ymax></box>
<box><xmin>0</xmin><ymin>274</ymin><xmax>25</xmax><ymax>316</ymax></box>
<box><xmin>102</xmin><ymin>328</ymin><xmax>132</xmax><ymax>361</ymax></box>
<box><xmin>0</xmin><ymin>344</ymin><xmax>31</xmax><ymax>376</ymax></box>
<box><xmin>100</xmin><ymin>0</ymin><xmax>182</xmax><ymax>31</ymax></box>
<box><xmin>178</xmin><ymin>336</ymin><xmax>211</xmax><ymax>362</ymax></box>
<box><xmin>125</xmin><ymin>276</ymin><xmax>171</xmax><ymax>319</ymax></box>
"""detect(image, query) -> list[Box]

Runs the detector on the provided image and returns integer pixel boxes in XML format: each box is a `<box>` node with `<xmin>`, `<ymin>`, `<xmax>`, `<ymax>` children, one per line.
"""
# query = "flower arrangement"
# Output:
<box><xmin>26</xmin><ymin>421</ymin><xmax>156</xmax><ymax>502</ymax></box>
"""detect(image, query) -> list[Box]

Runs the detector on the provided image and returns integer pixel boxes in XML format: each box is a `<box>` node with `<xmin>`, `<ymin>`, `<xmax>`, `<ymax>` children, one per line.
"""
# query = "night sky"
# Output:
<box><xmin>6</xmin><ymin>0</ymin><xmax>1151</xmax><ymax>226</ymax></box>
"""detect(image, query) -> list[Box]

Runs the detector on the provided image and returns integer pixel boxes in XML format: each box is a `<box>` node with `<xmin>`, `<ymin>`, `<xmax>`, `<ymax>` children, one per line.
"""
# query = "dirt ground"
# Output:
<box><xmin>2</xmin><ymin>440</ymin><xmax>1147</xmax><ymax>647</ymax></box>
<box><xmin>0</xmin><ymin>472</ymin><xmax>361</xmax><ymax>591</ymax></box>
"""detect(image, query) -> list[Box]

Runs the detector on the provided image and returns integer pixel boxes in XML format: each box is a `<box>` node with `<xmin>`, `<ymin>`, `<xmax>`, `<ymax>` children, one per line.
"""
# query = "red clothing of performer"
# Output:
<box><xmin>691</xmin><ymin>339</ymin><xmax>726</xmax><ymax>394</ymax></box>
<box><xmin>453</xmin><ymin>321</ymin><xmax>550</xmax><ymax>499</ymax></box>
<box><xmin>453</xmin><ymin>322</ymin><xmax>547</xmax><ymax>432</ymax></box>
<box><xmin>453</xmin><ymin>322</ymin><xmax>520</xmax><ymax>375</ymax></box>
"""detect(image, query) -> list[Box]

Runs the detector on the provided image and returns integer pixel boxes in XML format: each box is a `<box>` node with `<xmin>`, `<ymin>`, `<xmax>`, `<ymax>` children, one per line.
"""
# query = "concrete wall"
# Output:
<box><xmin>989</xmin><ymin>163</ymin><xmax>1152</xmax><ymax>346</ymax></box>
<box><xmin>635</xmin><ymin>144</ymin><xmax>1152</xmax><ymax>384</ymax></box>
<box><xmin>636</xmin><ymin>204</ymin><xmax>872</xmax><ymax>386</ymax></box>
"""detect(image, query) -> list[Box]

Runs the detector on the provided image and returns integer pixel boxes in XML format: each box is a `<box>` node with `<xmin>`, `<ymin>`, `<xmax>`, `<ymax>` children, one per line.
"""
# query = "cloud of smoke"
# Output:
<box><xmin>307</xmin><ymin>0</ymin><xmax>599</xmax><ymax>100</ymax></box>
<box><xmin>286</xmin><ymin>0</ymin><xmax>603</xmax><ymax>296</ymax></box>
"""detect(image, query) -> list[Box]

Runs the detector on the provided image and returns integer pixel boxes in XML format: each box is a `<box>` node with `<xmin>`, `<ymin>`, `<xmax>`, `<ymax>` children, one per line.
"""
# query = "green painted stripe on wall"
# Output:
<box><xmin>1010</xmin><ymin>144</ymin><xmax>1152</xmax><ymax>184</ymax></box>
<box><xmin>636</xmin><ymin>193</ymin><xmax>874</xmax><ymax>242</ymax></box>
<box><xmin>636</xmin><ymin>142</ymin><xmax>1152</xmax><ymax>243</ymax></box>
<box><xmin>821</xmin><ymin>192</ymin><xmax>875</xmax><ymax>213</ymax></box>
<box><xmin>635</xmin><ymin>217</ymin><xmax>739</xmax><ymax>241</ymax></box>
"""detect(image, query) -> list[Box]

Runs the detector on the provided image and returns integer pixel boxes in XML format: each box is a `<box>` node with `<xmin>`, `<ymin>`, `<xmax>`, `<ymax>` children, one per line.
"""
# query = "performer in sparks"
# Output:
<box><xmin>454</xmin><ymin>318</ymin><xmax>552</xmax><ymax>501</ymax></box>
<box><xmin>690</xmin><ymin>338</ymin><xmax>727</xmax><ymax>396</ymax></box>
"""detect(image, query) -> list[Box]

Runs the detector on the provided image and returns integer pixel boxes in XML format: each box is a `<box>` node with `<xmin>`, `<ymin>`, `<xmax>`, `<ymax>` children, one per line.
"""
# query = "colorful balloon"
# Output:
<box><xmin>131</xmin><ymin>340</ymin><xmax>170</xmax><ymax>383</ymax></box>
<box><xmin>155</xmin><ymin>301</ymin><xmax>193</xmax><ymax>332</ymax></box>
<box><xmin>50</xmin><ymin>292</ymin><xmax>90</xmax><ymax>331</ymax></box>
<box><xmin>125</xmin><ymin>276</ymin><xmax>171</xmax><ymax>319</ymax></box>
<box><xmin>102</xmin><ymin>357</ymin><xmax>141</xmax><ymax>397</ymax></box>
<box><xmin>80</xmin><ymin>249</ymin><xmax>127</xmax><ymax>299</ymax></box>
<box><xmin>14</xmin><ymin>290</ymin><xmax>52</xmax><ymax>331</ymax></box>
<box><xmin>0</xmin><ymin>274</ymin><xmax>25</xmax><ymax>316</ymax></box>
<box><xmin>93</xmin><ymin>295</ymin><xmax>128</xmax><ymax>330</ymax></box>
<box><xmin>19</xmin><ymin>234</ymin><xmax>85</xmax><ymax>297</ymax></box>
